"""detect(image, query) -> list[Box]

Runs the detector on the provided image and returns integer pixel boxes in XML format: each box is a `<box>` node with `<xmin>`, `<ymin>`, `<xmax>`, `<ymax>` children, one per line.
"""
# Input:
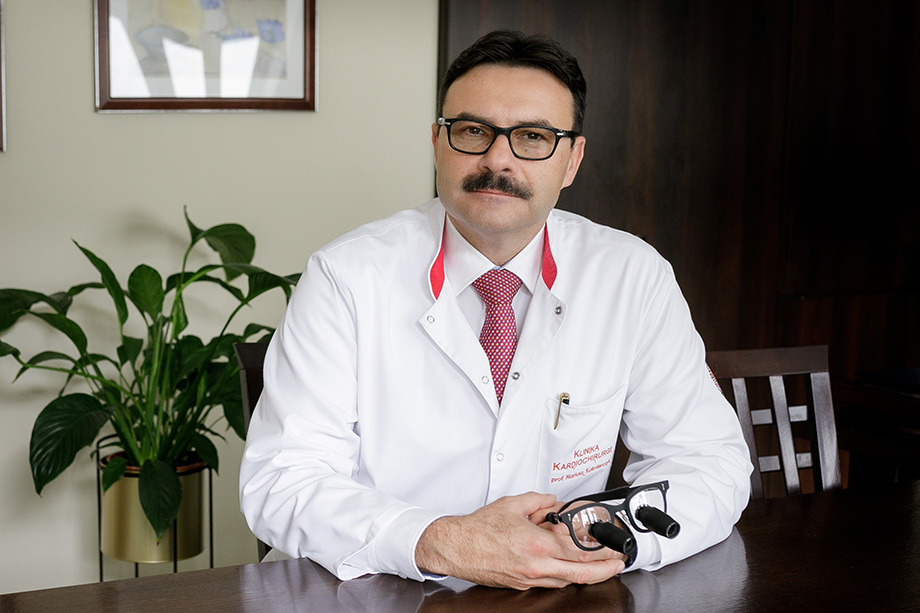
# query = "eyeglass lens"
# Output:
<box><xmin>628</xmin><ymin>487</ymin><xmax>666</xmax><ymax>531</ymax></box>
<box><xmin>569</xmin><ymin>504</ymin><xmax>613</xmax><ymax>549</ymax></box>
<box><xmin>448</xmin><ymin>120</ymin><xmax>559</xmax><ymax>159</ymax></box>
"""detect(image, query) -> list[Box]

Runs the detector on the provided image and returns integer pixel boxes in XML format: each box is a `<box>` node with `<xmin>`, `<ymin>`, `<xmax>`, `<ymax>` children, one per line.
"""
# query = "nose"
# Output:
<box><xmin>479</xmin><ymin>133</ymin><xmax>517</xmax><ymax>172</ymax></box>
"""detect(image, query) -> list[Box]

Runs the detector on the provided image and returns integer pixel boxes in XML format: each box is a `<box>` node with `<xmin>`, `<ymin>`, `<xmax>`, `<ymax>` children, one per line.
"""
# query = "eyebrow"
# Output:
<box><xmin>453</xmin><ymin>111</ymin><xmax>557</xmax><ymax>128</ymax></box>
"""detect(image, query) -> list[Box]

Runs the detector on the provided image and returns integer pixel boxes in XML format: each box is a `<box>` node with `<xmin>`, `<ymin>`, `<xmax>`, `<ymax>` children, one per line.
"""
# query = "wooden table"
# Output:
<box><xmin>4</xmin><ymin>481</ymin><xmax>919</xmax><ymax>612</ymax></box>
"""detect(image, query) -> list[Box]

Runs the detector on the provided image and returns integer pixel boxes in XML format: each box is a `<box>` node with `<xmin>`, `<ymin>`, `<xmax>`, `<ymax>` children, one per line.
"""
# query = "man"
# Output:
<box><xmin>240</xmin><ymin>30</ymin><xmax>751</xmax><ymax>590</ymax></box>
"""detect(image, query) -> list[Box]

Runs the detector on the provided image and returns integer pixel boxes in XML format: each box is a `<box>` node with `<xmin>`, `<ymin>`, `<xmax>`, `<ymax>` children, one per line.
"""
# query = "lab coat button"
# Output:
<box><xmin>481</xmin><ymin>375</ymin><xmax>490</xmax><ymax>384</ymax></box>
<box><xmin>555</xmin><ymin>306</ymin><xmax>563</xmax><ymax>315</ymax></box>
<box><xmin>510</xmin><ymin>371</ymin><xmax>520</xmax><ymax>380</ymax></box>
<box><xmin>426</xmin><ymin>315</ymin><xmax>435</xmax><ymax>323</ymax></box>
<box><xmin>496</xmin><ymin>452</ymin><xmax>505</xmax><ymax>462</ymax></box>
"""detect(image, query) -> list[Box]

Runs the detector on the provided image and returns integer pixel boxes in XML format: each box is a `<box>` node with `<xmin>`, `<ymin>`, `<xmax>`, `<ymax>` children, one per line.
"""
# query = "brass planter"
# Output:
<box><xmin>99</xmin><ymin>455</ymin><xmax>206</xmax><ymax>564</ymax></box>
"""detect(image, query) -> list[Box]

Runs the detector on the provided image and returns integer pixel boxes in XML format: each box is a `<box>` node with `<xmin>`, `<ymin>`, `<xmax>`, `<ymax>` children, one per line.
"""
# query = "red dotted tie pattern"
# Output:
<box><xmin>472</xmin><ymin>269</ymin><xmax>523</xmax><ymax>405</ymax></box>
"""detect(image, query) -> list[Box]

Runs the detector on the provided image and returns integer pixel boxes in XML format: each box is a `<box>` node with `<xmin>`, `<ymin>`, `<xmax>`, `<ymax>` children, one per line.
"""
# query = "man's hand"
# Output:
<box><xmin>415</xmin><ymin>492</ymin><xmax>627</xmax><ymax>590</ymax></box>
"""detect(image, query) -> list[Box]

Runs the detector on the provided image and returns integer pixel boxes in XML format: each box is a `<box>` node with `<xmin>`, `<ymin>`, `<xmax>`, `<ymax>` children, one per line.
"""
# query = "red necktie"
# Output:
<box><xmin>472</xmin><ymin>269</ymin><xmax>523</xmax><ymax>405</ymax></box>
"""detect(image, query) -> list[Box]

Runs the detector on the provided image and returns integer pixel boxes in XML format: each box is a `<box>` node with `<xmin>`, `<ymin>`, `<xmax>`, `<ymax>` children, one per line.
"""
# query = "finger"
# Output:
<box><xmin>504</xmin><ymin>536</ymin><xmax>626</xmax><ymax>589</ymax></box>
<box><xmin>541</xmin><ymin>521</ymin><xmax>570</xmax><ymax>536</ymax></box>
<box><xmin>541</xmin><ymin>527</ymin><xmax>626</xmax><ymax>563</ymax></box>
<box><xmin>528</xmin><ymin>501</ymin><xmax>563</xmax><ymax>525</ymax></box>
<box><xmin>502</xmin><ymin>491</ymin><xmax>557</xmax><ymax>516</ymax></box>
<box><xmin>545</xmin><ymin>556</ymin><xmax>627</xmax><ymax>586</ymax></box>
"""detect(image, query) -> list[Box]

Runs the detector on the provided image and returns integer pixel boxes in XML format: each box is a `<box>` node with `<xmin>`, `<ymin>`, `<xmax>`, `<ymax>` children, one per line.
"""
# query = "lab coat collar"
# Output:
<box><xmin>427</xmin><ymin>200</ymin><xmax>558</xmax><ymax>300</ymax></box>
<box><xmin>442</xmin><ymin>217</ymin><xmax>544</xmax><ymax>298</ymax></box>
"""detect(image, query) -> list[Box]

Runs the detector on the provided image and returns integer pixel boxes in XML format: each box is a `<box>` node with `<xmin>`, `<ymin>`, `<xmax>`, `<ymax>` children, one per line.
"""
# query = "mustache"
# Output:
<box><xmin>462</xmin><ymin>171</ymin><xmax>533</xmax><ymax>200</ymax></box>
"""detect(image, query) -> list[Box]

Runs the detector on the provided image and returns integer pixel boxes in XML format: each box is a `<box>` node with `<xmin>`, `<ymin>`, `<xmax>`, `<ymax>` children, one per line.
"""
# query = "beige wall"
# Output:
<box><xmin>0</xmin><ymin>0</ymin><xmax>439</xmax><ymax>593</ymax></box>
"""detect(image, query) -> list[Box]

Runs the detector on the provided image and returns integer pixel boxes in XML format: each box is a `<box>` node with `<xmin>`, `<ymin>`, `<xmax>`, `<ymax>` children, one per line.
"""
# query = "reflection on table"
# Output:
<box><xmin>2</xmin><ymin>481</ymin><xmax>918</xmax><ymax>612</ymax></box>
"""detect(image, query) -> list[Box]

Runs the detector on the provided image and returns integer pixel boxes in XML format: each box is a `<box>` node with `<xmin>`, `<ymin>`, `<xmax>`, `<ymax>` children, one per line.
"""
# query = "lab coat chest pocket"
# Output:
<box><xmin>536</xmin><ymin>384</ymin><xmax>627</xmax><ymax>498</ymax></box>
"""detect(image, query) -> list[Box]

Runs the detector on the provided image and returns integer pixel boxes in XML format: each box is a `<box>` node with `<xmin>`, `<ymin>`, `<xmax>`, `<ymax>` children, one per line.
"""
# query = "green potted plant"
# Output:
<box><xmin>0</xmin><ymin>210</ymin><xmax>298</xmax><ymax>560</ymax></box>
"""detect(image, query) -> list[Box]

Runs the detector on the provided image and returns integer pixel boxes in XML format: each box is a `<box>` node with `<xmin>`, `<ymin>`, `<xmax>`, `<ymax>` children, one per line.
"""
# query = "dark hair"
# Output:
<box><xmin>437</xmin><ymin>30</ymin><xmax>587</xmax><ymax>133</ymax></box>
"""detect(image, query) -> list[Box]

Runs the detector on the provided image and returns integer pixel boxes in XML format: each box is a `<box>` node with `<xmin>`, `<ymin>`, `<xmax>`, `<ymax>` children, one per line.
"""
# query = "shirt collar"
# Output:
<box><xmin>427</xmin><ymin>204</ymin><xmax>557</xmax><ymax>299</ymax></box>
<box><xmin>443</xmin><ymin>217</ymin><xmax>544</xmax><ymax>297</ymax></box>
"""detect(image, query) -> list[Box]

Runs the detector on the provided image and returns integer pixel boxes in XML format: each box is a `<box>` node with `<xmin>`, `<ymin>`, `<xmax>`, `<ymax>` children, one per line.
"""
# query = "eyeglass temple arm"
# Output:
<box><xmin>572</xmin><ymin>481</ymin><xmax>665</xmax><ymax>505</ymax></box>
<box><xmin>581</xmin><ymin>484</ymin><xmax>635</xmax><ymax>503</ymax></box>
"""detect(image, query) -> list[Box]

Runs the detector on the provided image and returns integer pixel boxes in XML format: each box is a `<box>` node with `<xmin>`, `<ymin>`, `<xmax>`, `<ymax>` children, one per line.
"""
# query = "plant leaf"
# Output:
<box><xmin>242</xmin><ymin>323</ymin><xmax>274</xmax><ymax>340</ymax></box>
<box><xmin>173</xmin><ymin>335</ymin><xmax>206</xmax><ymax>383</ymax></box>
<box><xmin>76</xmin><ymin>242</ymin><xmax>128</xmax><ymax>327</ymax></box>
<box><xmin>0</xmin><ymin>289</ymin><xmax>59</xmax><ymax>333</ymax></box>
<box><xmin>138</xmin><ymin>459</ymin><xmax>182</xmax><ymax>541</ymax></box>
<box><xmin>190</xmin><ymin>432</ymin><xmax>219</xmax><ymax>474</ymax></box>
<box><xmin>66</xmin><ymin>281</ymin><xmax>105</xmax><ymax>297</ymax></box>
<box><xmin>184</xmin><ymin>207</ymin><xmax>204</xmax><ymax>243</ymax></box>
<box><xmin>199</xmin><ymin>225</ymin><xmax>256</xmax><ymax>281</ymax></box>
<box><xmin>222</xmin><ymin>385</ymin><xmax>246</xmax><ymax>440</ymax></box>
<box><xmin>192</xmin><ymin>274</ymin><xmax>246</xmax><ymax>301</ymax></box>
<box><xmin>164</xmin><ymin>265</ymin><xmax>220</xmax><ymax>293</ymax></box>
<box><xmin>101</xmin><ymin>456</ymin><xmax>128</xmax><ymax>492</ymax></box>
<box><xmin>70</xmin><ymin>353</ymin><xmax>119</xmax><ymax>380</ymax></box>
<box><xmin>0</xmin><ymin>340</ymin><xmax>21</xmax><ymax>358</ymax></box>
<box><xmin>46</xmin><ymin>292</ymin><xmax>74</xmax><ymax>314</ymax></box>
<box><xmin>117</xmin><ymin>336</ymin><xmax>144</xmax><ymax>366</ymax></box>
<box><xmin>29</xmin><ymin>393</ymin><xmax>109</xmax><ymax>495</ymax></box>
<box><xmin>30</xmin><ymin>312</ymin><xmax>88</xmax><ymax>354</ymax></box>
<box><xmin>127</xmin><ymin>264</ymin><xmax>164</xmax><ymax>318</ymax></box>
<box><xmin>44</xmin><ymin>353</ymin><xmax>113</xmax><ymax>394</ymax></box>
<box><xmin>226</xmin><ymin>264</ymin><xmax>298</xmax><ymax>302</ymax></box>
<box><xmin>200</xmin><ymin>358</ymin><xmax>245</xmax><ymax>439</ymax></box>
<box><xmin>173</xmin><ymin>296</ymin><xmax>188</xmax><ymax>336</ymax></box>
<box><xmin>249</xmin><ymin>271</ymin><xmax>293</xmax><ymax>302</ymax></box>
<box><xmin>15</xmin><ymin>350</ymin><xmax>76</xmax><ymax>381</ymax></box>
<box><xmin>25</xmin><ymin>350</ymin><xmax>77</xmax><ymax>366</ymax></box>
<box><xmin>207</xmin><ymin>334</ymin><xmax>240</xmax><ymax>361</ymax></box>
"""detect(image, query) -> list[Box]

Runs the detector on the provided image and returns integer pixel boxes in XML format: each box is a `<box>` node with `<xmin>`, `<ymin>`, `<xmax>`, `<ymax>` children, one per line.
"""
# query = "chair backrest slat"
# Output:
<box><xmin>810</xmin><ymin>371</ymin><xmax>843</xmax><ymax>491</ymax></box>
<box><xmin>730</xmin><ymin>377</ymin><xmax>764</xmax><ymax>499</ymax></box>
<box><xmin>769</xmin><ymin>374</ymin><xmax>802</xmax><ymax>495</ymax></box>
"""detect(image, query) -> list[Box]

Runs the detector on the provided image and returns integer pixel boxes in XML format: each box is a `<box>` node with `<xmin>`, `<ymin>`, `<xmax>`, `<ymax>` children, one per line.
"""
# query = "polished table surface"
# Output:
<box><xmin>4</xmin><ymin>481</ymin><xmax>919</xmax><ymax>612</ymax></box>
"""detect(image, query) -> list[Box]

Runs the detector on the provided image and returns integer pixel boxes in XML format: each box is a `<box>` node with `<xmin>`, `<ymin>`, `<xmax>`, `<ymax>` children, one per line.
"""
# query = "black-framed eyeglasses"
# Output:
<box><xmin>437</xmin><ymin>117</ymin><xmax>579</xmax><ymax>161</ymax></box>
<box><xmin>546</xmin><ymin>481</ymin><xmax>680</xmax><ymax>553</ymax></box>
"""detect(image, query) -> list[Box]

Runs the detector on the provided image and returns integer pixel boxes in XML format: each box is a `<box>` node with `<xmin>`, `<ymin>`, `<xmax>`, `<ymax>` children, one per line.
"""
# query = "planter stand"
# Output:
<box><xmin>95</xmin><ymin>436</ymin><xmax>214</xmax><ymax>582</ymax></box>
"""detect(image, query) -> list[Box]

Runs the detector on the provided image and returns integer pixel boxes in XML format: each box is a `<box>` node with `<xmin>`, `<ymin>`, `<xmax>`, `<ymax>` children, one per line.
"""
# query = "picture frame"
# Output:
<box><xmin>94</xmin><ymin>0</ymin><xmax>314</xmax><ymax>112</ymax></box>
<box><xmin>1</xmin><ymin>0</ymin><xmax>6</xmax><ymax>150</ymax></box>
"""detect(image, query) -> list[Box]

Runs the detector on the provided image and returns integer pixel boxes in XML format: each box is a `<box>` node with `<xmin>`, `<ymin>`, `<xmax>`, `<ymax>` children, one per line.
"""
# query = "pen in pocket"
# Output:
<box><xmin>554</xmin><ymin>392</ymin><xmax>570</xmax><ymax>430</ymax></box>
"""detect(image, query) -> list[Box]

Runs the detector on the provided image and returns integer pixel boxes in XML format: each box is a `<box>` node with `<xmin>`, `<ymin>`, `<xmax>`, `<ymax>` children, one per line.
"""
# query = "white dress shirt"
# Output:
<box><xmin>447</xmin><ymin>215</ymin><xmax>542</xmax><ymax>338</ymax></box>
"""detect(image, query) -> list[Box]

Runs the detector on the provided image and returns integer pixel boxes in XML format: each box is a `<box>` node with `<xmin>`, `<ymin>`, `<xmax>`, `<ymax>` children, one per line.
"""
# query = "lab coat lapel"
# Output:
<box><xmin>418</xmin><ymin>279</ymin><xmax>500</xmax><ymax>416</ymax></box>
<box><xmin>499</xmin><ymin>278</ymin><xmax>566</xmax><ymax>409</ymax></box>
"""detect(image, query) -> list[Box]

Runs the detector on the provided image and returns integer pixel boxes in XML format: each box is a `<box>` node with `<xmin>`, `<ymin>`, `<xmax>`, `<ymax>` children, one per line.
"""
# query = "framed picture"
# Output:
<box><xmin>94</xmin><ymin>0</ymin><xmax>314</xmax><ymax>112</ymax></box>
<box><xmin>1</xmin><ymin>0</ymin><xmax>6</xmax><ymax>150</ymax></box>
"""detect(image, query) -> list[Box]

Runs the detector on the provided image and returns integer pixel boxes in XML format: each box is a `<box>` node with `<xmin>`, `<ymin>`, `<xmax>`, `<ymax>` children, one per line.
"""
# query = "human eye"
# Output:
<box><xmin>456</xmin><ymin>122</ymin><xmax>491</xmax><ymax>138</ymax></box>
<box><xmin>524</xmin><ymin>129</ymin><xmax>553</xmax><ymax>142</ymax></box>
<box><xmin>514</xmin><ymin>127</ymin><xmax>554</xmax><ymax>144</ymax></box>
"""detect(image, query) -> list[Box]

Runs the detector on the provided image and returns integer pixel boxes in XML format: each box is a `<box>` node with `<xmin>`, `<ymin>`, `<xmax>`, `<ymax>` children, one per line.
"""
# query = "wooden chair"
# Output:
<box><xmin>706</xmin><ymin>345</ymin><xmax>842</xmax><ymax>499</ymax></box>
<box><xmin>233</xmin><ymin>341</ymin><xmax>271</xmax><ymax>559</ymax></box>
<box><xmin>234</xmin><ymin>342</ymin><xmax>269</xmax><ymax>433</ymax></box>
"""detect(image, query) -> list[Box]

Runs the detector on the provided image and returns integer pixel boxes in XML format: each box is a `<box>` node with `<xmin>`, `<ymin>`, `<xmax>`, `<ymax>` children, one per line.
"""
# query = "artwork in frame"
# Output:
<box><xmin>94</xmin><ymin>0</ymin><xmax>314</xmax><ymax>112</ymax></box>
<box><xmin>1</xmin><ymin>0</ymin><xmax>6</xmax><ymax>151</ymax></box>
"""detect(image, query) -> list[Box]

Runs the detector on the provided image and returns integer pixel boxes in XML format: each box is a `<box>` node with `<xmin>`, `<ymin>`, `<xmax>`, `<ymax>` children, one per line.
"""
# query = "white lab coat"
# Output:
<box><xmin>240</xmin><ymin>199</ymin><xmax>752</xmax><ymax>581</ymax></box>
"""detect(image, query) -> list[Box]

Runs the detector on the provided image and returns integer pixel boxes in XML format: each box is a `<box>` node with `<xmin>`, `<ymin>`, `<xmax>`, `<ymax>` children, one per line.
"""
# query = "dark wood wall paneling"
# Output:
<box><xmin>439</xmin><ymin>0</ymin><xmax>920</xmax><ymax>379</ymax></box>
<box><xmin>778</xmin><ymin>0</ymin><xmax>920</xmax><ymax>377</ymax></box>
